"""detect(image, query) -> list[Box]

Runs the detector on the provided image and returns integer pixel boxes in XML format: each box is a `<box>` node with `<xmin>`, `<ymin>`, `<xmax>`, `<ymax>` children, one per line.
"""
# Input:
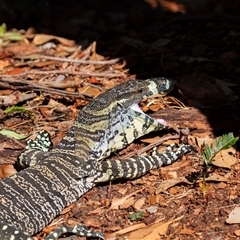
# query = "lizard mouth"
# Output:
<box><xmin>130</xmin><ymin>102</ymin><xmax>167</xmax><ymax>126</ymax></box>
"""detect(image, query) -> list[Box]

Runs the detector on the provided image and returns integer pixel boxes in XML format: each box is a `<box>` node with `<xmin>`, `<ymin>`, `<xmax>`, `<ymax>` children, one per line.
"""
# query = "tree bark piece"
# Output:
<box><xmin>151</xmin><ymin>105</ymin><xmax>240</xmax><ymax>134</ymax></box>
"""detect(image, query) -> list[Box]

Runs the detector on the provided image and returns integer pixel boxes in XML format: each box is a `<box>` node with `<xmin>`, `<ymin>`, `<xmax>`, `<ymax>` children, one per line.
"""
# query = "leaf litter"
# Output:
<box><xmin>1</xmin><ymin>1</ymin><xmax>240</xmax><ymax>239</ymax></box>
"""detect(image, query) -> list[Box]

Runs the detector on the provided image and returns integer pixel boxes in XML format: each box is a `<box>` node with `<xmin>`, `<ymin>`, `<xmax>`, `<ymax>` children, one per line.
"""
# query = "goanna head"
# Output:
<box><xmin>86</xmin><ymin>77</ymin><xmax>175</xmax><ymax>111</ymax></box>
<box><xmin>82</xmin><ymin>77</ymin><xmax>176</xmax><ymax>159</ymax></box>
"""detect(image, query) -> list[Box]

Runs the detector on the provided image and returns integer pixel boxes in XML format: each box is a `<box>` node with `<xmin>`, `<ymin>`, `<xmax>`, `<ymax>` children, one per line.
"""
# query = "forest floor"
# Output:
<box><xmin>1</xmin><ymin>1</ymin><xmax>240</xmax><ymax>239</ymax></box>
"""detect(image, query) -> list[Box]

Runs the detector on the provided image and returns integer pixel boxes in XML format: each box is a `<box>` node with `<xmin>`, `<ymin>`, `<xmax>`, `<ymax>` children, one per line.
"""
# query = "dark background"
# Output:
<box><xmin>1</xmin><ymin>0</ymin><xmax>240</xmax><ymax>138</ymax></box>
<box><xmin>1</xmin><ymin>0</ymin><xmax>240</xmax><ymax>78</ymax></box>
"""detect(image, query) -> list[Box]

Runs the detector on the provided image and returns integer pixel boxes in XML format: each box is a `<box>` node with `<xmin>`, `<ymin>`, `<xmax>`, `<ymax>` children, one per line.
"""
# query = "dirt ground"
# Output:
<box><xmin>1</xmin><ymin>1</ymin><xmax>240</xmax><ymax>239</ymax></box>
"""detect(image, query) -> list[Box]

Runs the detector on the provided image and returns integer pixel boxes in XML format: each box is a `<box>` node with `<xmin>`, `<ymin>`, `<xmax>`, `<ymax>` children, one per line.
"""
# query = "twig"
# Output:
<box><xmin>0</xmin><ymin>70</ymin><xmax>124</xmax><ymax>77</ymax></box>
<box><xmin>120</xmin><ymin>135</ymin><xmax>180</xmax><ymax>160</ymax></box>
<box><xmin>0</xmin><ymin>78</ymin><xmax>93</xmax><ymax>98</ymax></box>
<box><xmin>137</xmin><ymin>135</ymin><xmax>180</xmax><ymax>156</ymax></box>
<box><xmin>0</xmin><ymin>92</ymin><xmax>37</xmax><ymax>107</ymax></box>
<box><xmin>11</xmin><ymin>119</ymin><xmax>33</xmax><ymax>129</ymax></box>
<box><xmin>39</xmin><ymin>55</ymin><xmax>120</xmax><ymax>65</ymax></box>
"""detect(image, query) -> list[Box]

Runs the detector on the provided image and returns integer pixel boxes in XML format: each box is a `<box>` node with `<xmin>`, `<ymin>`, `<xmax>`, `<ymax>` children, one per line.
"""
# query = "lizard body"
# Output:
<box><xmin>0</xmin><ymin>78</ymin><xmax>190</xmax><ymax>239</ymax></box>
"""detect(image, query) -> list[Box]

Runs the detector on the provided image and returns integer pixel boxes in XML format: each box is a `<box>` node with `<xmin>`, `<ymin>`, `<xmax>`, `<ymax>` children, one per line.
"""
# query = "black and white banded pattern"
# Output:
<box><xmin>0</xmin><ymin>78</ymin><xmax>190</xmax><ymax>240</ymax></box>
<box><xmin>92</xmin><ymin>144</ymin><xmax>191</xmax><ymax>183</ymax></box>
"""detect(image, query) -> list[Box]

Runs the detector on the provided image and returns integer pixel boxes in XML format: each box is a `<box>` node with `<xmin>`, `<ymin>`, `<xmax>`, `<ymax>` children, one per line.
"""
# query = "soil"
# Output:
<box><xmin>0</xmin><ymin>1</ymin><xmax>240</xmax><ymax>239</ymax></box>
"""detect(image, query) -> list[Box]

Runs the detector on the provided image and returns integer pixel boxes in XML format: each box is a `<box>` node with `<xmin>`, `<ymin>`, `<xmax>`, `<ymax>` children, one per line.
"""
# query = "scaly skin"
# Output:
<box><xmin>0</xmin><ymin>78</ymin><xmax>190</xmax><ymax>239</ymax></box>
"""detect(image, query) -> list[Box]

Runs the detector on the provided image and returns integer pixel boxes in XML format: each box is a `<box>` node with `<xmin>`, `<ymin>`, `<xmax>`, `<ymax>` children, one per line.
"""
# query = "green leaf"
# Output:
<box><xmin>203</xmin><ymin>132</ymin><xmax>239</xmax><ymax>167</ymax></box>
<box><xmin>3</xmin><ymin>32</ymin><xmax>24</xmax><ymax>41</ymax></box>
<box><xmin>0</xmin><ymin>23</ymin><xmax>7</xmax><ymax>36</ymax></box>
<box><xmin>216</xmin><ymin>133</ymin><xmax>239</xmax><ymax>150</ymax></box>
<box><xmin>0</xmin><ymin>23</ymin><xmax>24</xmax><ymax>41</ymax></box>
<box><xmin>5</xmin><ymin>106</ymin><xmax>33</xmax><ymax>118</ymax></box>
<box><xmin>128</xmin><ymin>211</ymin><xmax>143</xmax><ymax>221</ymax></box>
<box><xmin>0</xmin><ymin>129</ymin><xmax>27</xmax><ymax>140</ymax></box>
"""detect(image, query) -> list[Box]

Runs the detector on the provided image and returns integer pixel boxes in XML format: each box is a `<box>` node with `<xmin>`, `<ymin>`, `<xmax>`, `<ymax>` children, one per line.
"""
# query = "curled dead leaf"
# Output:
<box><xmin>128</xmin><ymin>216</ymin><xmax>184</xmax><ymax>240</ymax></box>
<box><xmin>155</xmin><ymin>177</ymin><xmax>192</xmax><ymax>194</ymax></box>
<box><xmin>32</xmin><ymin>34</ymin><xmax>75</xmax><ymax>46</ymax></box>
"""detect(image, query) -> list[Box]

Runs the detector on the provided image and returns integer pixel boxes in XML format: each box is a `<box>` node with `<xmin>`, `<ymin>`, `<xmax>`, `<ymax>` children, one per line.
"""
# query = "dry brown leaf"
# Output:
<box><xmin>226</xmin><ymin>207</ymin><xmax>240</xmax><ymax>224</ymax></box>
<box><xmin>104</xmin><ymin>226</ymin><xmax>122</xmax><ymax>234</ymax></box>
<box><xmin>168</xmin><ymin>171</ymin><xmax>178</xmax><ymax>179</ymax></box>
<box><xmin>128</xmin><ymin>216</ymin><xmax>184</xmax><ymax>240</ymax></box>
<box><xmin>110</xmin><ymin>188</ymin><xmax>144</xmax><ymax>210</ymax></box>
<box><xmin>155</xmin><ymin>177</ymin><xmax>192</xmax><ymax>194</ymax></box>
<box><xmin>39</xmin><ymin>99</ymin><xmax>68</xmax><ymax>119</ymax></box>
<box><xmin>133</xmin><ymin>197</ymin><xmax>146</xmax><ymax>211</ymax></box>
<box><xmin>88</xmin><ymin>77</ymin><xmax>102</xmax><ymax>85</ymax></box>
<box><xmin>0</xmin><ymin>165</ymin><xmax>17</xmax><ymax>178</ymax></box>
<box><xmin>6</xmin><ymin>67</ymin><xmax>31</xmax><ymax>75</ymax></box>
<box><xmin>90</xmin><ymin>52</ymin><xmax>105</xmax><ymax>62</ymax></box>
<box><xmin>112</xmin><ymin>223</ymin><xmax>146</xmax><ymax>237</ymax></box>
<box><xmin>32</xmin><ymin>34</ymin><xmax>75</xmax><ymax>46</ymax></box>
<box><xmin>77</xmin><ymin>85</ymin><xmax>102</xmax><ymax>98</ymax></box>
<box><xmin>5</xmin><ymin>43</ymin><xmax>41</xmax><ymax>56</ymax></box>
<box><xmin>99</xmin><ymin>197</ymin><xmax>111</xmax><ymax>207</ymax></box>
<box><xmin>118</xmin><ymin>185</ymin><xmax>129</xmax><ymax>195</ymax></box>
<box><xmin>0</xmin><ymin>89</ymin><xmax>14</xmax><ymax>96</ymax></box>
<box><xmin>148</xmin><ymin>104</ymin><xmax>164</xmax><ymax>112</ymax></box>
<box><xmin>149</xmin><ymin>194</ymin><xmax>164</xmax><ymax>205</ymax></box>
<box><xmin>213</xmin><ymin>147</ymin><xmax>237</xmax><ymax>168</ymax></box>
<box><xmin>89</xmin><ymin>207</ymin><xmax>104</xmax><ymax>215</ymax></box>
<box><xmin>160</xmin><ymin>1</ymin><xmax>186</xmax><ymax>13</ymax></box>
<box><xmin>205</xmin><ymin>173</ymin><xmax>228</xmax><ymax>182</ymax></box>
<box><xmin>75</xmin><ymin>99</ymin><xmax>89</xmax><ymax>107</ymax></box>
<box><xmin>128</xmin><ymin>223</ymin><xmax>166</xmax><ymax>239</ymax></box>
<box><xmin>56</xmin><ymin>44</ymin><xmax>79</xmax><ymax>54</ymax></box>
<box><xmin>141</xmin><ymin>105</ymin><xmax>149</xmax><ymax>112</ymax></box>
<box><xmin>102</xmin><ymin>79</ymin><xmax>120</xmax><ymax>90</ymax></box>
<box><xmin>60</xmin><ymin>203</ymin><xmax>74</xmax><ymax>215</ymax></box>
<box><xmin>110</xmin><ymin>198</ymin><xmax>124</xmax><ymax>210</ymax></box>
<box><xmin>234</xmin><ymin>229</ymin><xmax>240</xmax><ymax>236</ymax></box>
<box><xmin>119</xmin><ymin>197</ymin><xmax>135</xmax><ymax>209</ymax></box>
<box><xmin>0</xmin><ymin>59</ymin><xmax>11</xmax><ymax>71</ymax></box>
<box><xmin>180</xmin><ymin>228</ymin><xmax>195</xmax><ymax>235</ymax></box>
<box><xmin>141</xmin><ymin>136</ymin><xmax>161</xmax><ymax>144</ymax></box>
<box><xmin>195</xmin><ymin>136</ymin><xmax>213</xmax><ymax>147</ymax></box>
<box><xmin>39</xmin><ymin>107</ymin><xmax>51</xmax><ymax>119</ymax></box>
<box><xmin>89</xmin><ymin>42</ymin><xmax>106</xmax><ymax>69</ymax></box>
<box><xmin>84</xmin><ymin>218</ymin><xmax>101</xmax><ymax>228</ymax></box>
<box><xmin>191</xmin><ymin>136</ymin><xmax>237</xmax><ymax>168</ymax></box>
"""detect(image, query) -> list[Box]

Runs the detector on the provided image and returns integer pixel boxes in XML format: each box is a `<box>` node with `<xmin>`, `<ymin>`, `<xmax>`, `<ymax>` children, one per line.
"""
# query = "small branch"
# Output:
<box><xmin>120</xmin><ymin>135</ymin><xmax>180</xmax><ymax>160</ymax></box>
<box><xmin>0</xmin><ymin>92</ymin><xmax>37</xmax><ymax>107</ymax></box>
<box><xmin>137</xmin><ymin>135</ymin><xmax>180</xmax><ymax>156</ymax></box>
<box><xmin>39</xmin><ymin>55</ymin><xmax>121</xmax><ymax>65</ymax></box>
<box><xmin>0</xmin><ymin>70</ymin><xmax>124</xmax><ymax>78</ymax></box>
<box><xmin>0</xmin><ymin>78</ymin><xmax>93</xmax><ymax>98</ymax></box>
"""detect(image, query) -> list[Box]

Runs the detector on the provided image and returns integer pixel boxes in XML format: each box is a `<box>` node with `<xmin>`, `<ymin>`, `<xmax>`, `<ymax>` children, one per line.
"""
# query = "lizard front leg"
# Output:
<box><xmin>90</xmin><ymin>144</ymin><xmax>191</xmax><ymax>183</ymax></box>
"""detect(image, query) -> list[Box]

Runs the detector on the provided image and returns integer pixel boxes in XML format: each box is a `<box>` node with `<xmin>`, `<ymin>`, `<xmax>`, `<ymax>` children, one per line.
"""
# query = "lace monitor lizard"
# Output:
<box><xmin>0</xmin><ymin>78</ymin><xmax>191</xmax><ymax>239</ymax></box>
